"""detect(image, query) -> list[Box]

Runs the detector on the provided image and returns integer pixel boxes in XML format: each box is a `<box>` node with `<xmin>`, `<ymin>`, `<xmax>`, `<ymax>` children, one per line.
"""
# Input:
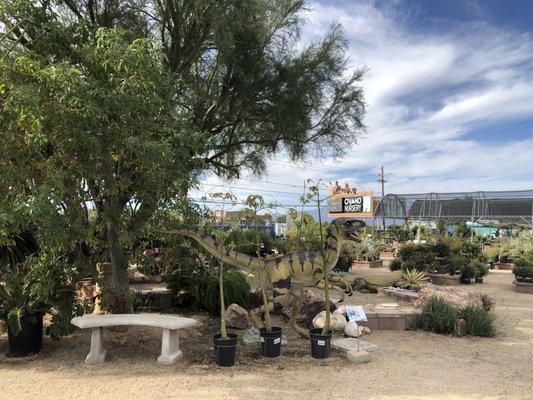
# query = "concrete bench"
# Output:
<box><xmin>71</xmin><ymin>314</ymin><xmax>197</xmax><ymax>365</ymax></box>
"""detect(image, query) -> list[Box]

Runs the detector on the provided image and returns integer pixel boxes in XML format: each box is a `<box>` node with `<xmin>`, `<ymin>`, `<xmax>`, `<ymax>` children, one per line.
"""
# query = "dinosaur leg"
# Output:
<box><xmin>324</xmin><ymin>276</ymin><xmax>353</xmax><ymax>296</ymax></box>
<box><xmin>288</xmin><ymin>289</ymin><xmax>310</xmax><ymax>338</ymax></box>
<box><xmin>249</xmin><ymin>291</ymin><xmax>289</xmax><ymax>330</ymax></box>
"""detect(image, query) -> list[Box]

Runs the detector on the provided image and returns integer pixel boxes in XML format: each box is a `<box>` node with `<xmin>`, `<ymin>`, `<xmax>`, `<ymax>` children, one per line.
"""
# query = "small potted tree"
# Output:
<box><xmin>243</xmin><ymin>195</ymin><xmax>282</xmax><ymax>358</ymax></box>
<box><xmin>210</xmin><ymin>193</ymin><xmax>239</xmax><ymax>366</ymax></box>
<box><xmin>302</xmin><ymin>181</ymin><xmax>333</xmax><ymax>359</ymax></box>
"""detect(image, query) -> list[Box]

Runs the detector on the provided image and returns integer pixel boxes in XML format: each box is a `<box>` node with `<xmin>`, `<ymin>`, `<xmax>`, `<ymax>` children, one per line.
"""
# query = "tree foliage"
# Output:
<box><xmin>0</xmin><ymin>0</ymin><xmax>366</xmax><ymax>311</ymax></box>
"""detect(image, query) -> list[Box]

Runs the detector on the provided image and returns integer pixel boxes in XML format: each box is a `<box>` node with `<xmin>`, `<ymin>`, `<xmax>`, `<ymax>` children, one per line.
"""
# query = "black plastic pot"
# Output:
<box><xmin>213</xmin><ymin>333</ymin><xmax>238</xmax><ymax>367</ymax></box>
<box><xmin>259</xmin><ymin>326</ymin><xmax>282</xmax><ymax>358</ymax></box>
<box><xmin>7</xmin><ymin>313</ymin><xmax>44</xmax><ymax>357</ymax></box>
<box><xmin>516</xmin><ymin>276</ymin><xmax>524</xmax><ymax>282</ymax></box>
<box><xmin>475</xmin><ymin>277</ymin><xmax>484</xmax><ymax>284</ymax></box>
<box><xmin>309</xmin><ymin>328</ymin><xmax>332</xmax><ymax>359</ymax></box>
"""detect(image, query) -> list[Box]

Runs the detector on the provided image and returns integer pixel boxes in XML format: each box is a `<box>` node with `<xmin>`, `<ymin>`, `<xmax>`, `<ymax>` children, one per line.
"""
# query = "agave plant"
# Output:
<box><xmin>400</xmin><ymin>269</ymin><xmax>429</xmax><ymax>291</ymax></box>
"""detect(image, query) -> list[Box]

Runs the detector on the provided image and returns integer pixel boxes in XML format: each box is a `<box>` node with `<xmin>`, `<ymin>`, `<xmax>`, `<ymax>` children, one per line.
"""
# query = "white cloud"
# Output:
<box><xmin>194</xmin><ymin>0</ymin><xmax>533</xmax><ymax>208</ymax></box>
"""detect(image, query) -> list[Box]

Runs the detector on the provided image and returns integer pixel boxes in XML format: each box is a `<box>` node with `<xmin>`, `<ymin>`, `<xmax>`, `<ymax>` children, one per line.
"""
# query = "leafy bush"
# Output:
<box><xmin>225</xmin><ymin>229</ymin><xmax>274</xmax><ymax>257</ymax></box>
<box><xmin>351</xmin><ymin>239</ymin><xmax>381</xmax><ymax>261</ymax></box>
<box><xmin>460</xmin><ymin>241</ymin><xmax>482</xmax><ymax>262</ymax></box>
<box><xmin>409</xmin><ymin>295</ymin><xmax>459</xmax><ymax>334</ymax></box>
<box><xmin>389</xmin><ymin>259</ymin><xmax>402</xmax><ymax>271</ymax></box>
<box><xmin>411</xmin><ymin>296</ymin><xmax>497</xmax><ymax>337</ymax></box>
<box><xmin>448</xmin><ymin>253</ymin><xmax>467</xmax><ymax>275</ymax></box>
<box><xmin>166</xmin><ymin>250</ymin><xmax>249</xmax><ymax>313</ymax></box>
<box><xmin>400</xmin><ymin>269</ymin><xmax>429</xmax><ymax>291</ymax></box>
<box><xmin>433</xmin><ymin>240</ymin><xmax>450</xmax><ymax>258</ymax></box>
<box><xmin>461</xmin><ymin>263</ymin><xmax>476</xmax><ymax>281</ymax></box>
<box><xmin>471</xmin><ymin>260</ymin><xmax>488</xmax><ymax>278</ymax></box>
<box><xmin>512</xmin><ymin>250</ymin><xmax>533</xmax><ymax>278</ymax></box>
<box><xmin>335</xmin><ymin>241</ymin><xmax>358</xmax><ymax>272</ymax></box>
<box><xmin>398</xmin><ymin>243</ymin><xmax>434</xmax><ymax>271</ymax></box>
<box><xmin>459</xmin><ymin>305</ymin><xmax>496</xmax><ymax>337</ymax></box>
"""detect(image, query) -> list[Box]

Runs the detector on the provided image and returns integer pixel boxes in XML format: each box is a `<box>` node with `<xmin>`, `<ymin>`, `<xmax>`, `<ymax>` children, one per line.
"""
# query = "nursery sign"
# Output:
<box><xmin>327</xmin><ymin>190</ymin><xmax>374</xmax><ymax>218</ymax></box>
<box><xmin>343</xmin><ymin>196</ymin><xmax>371</xmax><ymax>213</ymax></box>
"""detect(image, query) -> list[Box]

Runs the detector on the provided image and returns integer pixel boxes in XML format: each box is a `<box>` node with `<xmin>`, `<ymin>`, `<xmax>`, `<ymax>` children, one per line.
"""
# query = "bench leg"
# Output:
<box><xmin>157</xmin><ymin>329</ymin><xmax>182</xmax><ymax>365</ymax></box>
<box><xmin>85</xmin><ymin>327</ymin><xmax>107</xmax><ymax>365</ymax></box>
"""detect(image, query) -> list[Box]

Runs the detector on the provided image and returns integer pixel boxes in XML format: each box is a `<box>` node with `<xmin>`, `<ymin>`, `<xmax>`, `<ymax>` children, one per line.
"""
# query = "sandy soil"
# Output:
<box><xmin>1</xmin><ymin>270</ymin><xmax>532</xmax><ymax>400</ymax></box>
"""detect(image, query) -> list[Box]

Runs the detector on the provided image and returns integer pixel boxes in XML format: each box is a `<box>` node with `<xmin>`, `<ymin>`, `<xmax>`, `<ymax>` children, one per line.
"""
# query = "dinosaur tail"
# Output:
<box><xmin>168</xmin><ymin>229</ymin><xmax>260</xmax><ymax>271</ymax></box>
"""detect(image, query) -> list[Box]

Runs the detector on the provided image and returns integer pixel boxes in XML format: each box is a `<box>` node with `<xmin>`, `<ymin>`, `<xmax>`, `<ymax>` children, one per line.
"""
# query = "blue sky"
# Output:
<box><xmin>195</xmin><ymin>0</ymin><xmax>533</xmax><ymax>210</ymax></box>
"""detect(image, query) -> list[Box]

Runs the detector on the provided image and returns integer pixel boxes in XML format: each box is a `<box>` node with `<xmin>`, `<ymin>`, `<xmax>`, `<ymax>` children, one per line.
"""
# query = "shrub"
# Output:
<box><xmin>225</xmin><ymin>229</ymin><xmax>274</xmax><ymax>257</ymax></box>
<box><xmin>389</xmin><ymin>259</ymin><xmax>403</xmax><ymax>271</ymax></box>
<box><xmin>459</xmin><ymin>305</ymin><xmax>496</xmax><ymax>337</ymax></box>
<box><xmin>460</xmin><ymin>263</ymin><xmax>476</xmax><ymax>280</ymax></box>
<box><xmin>448</xmin><ymin>253</ymin><xmax>467</xmax><ymax>275</ymax></box>
<box><xmin>433</xmin><ymin>240</ymin><xmax>450</xmax><ymax>259</ymax></box>
<box><xmin>398</xmin><ymin>243</ymin><xmax>434</xmax><ymax>271</ymax></box>
<box><xmin>335</xmin><ymin>241</ymin><xmax>358</xmax><ymax>272</ymax></box>
<box><xmin>409</xmin><ymin>295</ymin><xmax>459</xmax><ymax>334</ymax></box>
<box><xmin>512</xmin><ymin>250</ymin><xmax>533</xmax><ymax>278</ymax></box>
<box><xmin>460</xmin><ymin>241</ymin><xmax>482</xmax><ymax>262</ymax></box>
<box><xmin>400</xmin><ymin>269</ymin><xmax>429</xmax><ymax>291</ymax></box>
<box><xmin>351</xmin><ymin>239</ymin><xmax>381</xmax><ymax>261</ymax></box>
<box><xmin>166</xmin><ymin>249</ymin><xmax>250</xmax><ymax>312</ymax></box>
<box><xmin>471</xmin><ymin>260</ymin><xmax>488</xmax><ymax>278</ymax></box>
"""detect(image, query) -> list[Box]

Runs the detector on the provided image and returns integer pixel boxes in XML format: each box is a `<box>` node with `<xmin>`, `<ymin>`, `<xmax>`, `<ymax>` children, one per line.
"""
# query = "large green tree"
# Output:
<box><xmin>0</xmin><ymin>0</ymin><xmax>365</xmax><ymax>312</ymax></box>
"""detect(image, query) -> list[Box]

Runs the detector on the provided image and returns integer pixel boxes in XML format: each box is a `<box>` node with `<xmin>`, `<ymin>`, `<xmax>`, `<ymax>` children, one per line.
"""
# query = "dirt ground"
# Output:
<box><xmin>1</xmin><ymin>270</ymin><xmax>532</xmax><ymax>400</ymax></box>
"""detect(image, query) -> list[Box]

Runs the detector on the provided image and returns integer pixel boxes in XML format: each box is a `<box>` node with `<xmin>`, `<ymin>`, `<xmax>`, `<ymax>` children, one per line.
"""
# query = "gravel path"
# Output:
<box><xmin>1</xmin><ymin>270</ymin><xmax>532</xmax><ymax>400</ymax></box>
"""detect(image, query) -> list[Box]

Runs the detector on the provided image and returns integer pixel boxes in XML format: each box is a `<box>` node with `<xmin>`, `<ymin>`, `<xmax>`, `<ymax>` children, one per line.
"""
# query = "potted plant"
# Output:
<box><xmin>210</xmin><ymin>193</ymin><xmax>239</xmax><ymax>367</ymax></box>
<box><xmin>0</xmin><ymin>232</ymin><xmax>79</xmax><ymax>357</ymax></box>
<box><xmin>303</xmin><ymin>181</ymin><xmax>333</xmax><ymax>359</ymax></box>
<box><xmin>243</xmin><ymin>195</ymin><xmax>282</xmax><ymax>358</ymax></box>
<box><xmin>472</xmin><ymin>260</ymin><xmax>487</xmax><ymax>283</ymax></box>
<box><xmin>460</xmin><ymin>263</ymin><xmax>476</xmax><ymax>284</ymax></box>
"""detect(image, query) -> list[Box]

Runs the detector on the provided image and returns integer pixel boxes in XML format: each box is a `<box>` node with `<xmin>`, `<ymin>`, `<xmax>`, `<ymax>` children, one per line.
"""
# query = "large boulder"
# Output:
<box><xmin>296</xmin><ymin>289</ymin><xmax>338</xmax><ymax>328</ymax></box>
<box><xmin>415</xmin><ymin>283</ymin><xmax>487</xmax><ymax>309</ymax></box>
<box><xmin>312</xmin><ymin>311</ymin><xmax>347</xmax><ymax>331</ymax></box>
<box><xmin>225</xmin><ymin>303</ymin><xmax>250</xmax><ymax>330</ymax></box>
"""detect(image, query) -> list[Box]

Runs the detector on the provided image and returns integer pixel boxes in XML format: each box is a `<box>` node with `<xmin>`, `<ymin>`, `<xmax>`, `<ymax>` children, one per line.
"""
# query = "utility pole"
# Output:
<box><xmin>376</xmin><ymin>165</ymin><xmax>391</xmax><ymax>229</ymax></box>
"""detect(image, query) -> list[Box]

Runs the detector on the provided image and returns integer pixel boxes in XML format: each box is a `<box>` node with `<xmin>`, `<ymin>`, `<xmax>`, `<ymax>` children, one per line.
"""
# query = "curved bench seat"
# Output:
<box><xmin>71</xmin><ymin>314</ymin><xmax>197</xmax><ymax>365</ymax></box>
<box><xmin>71</xmin><ymin>314</ymin><xmax>197</xmax><ymax>330</ymax></box>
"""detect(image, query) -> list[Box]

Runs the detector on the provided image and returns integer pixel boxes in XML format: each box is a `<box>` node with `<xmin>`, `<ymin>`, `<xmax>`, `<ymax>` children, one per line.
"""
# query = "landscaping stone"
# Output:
<box><xmin>242</xmin><ymin>327</ymin><xmax>288</xmax><ymax>347</ymax></box>
<box><xmin>344</xmin><ymin>321</ymin><xmax>363</xmax><ymax>337</ymax></box>
<box><xmin>333</xmin><ymin>305</ymin><xmax>349</xmax><ymax>317</ymax></box>
<box><xmin>331</xmin><ymin>338</ymin><xmax>379</xmax><ymax>353</ymax></box>
<box><xmin>345</xmin><ymin>349</ymin><xmax>371</xmax><ymax>364</ymax></box>
<box><xmin>292</xmin><ymin>289</ymin><xmax>337</xmax><ymax>328</ymax></box>
<box><xmin>225</xmin><ymin>303</ymin><xmax>250</xmax><ymax>330</ymax></box>
<box><xmin>312</xmin><ymin>311</ymin><xmax>347</xmax><ymax>331</ymax></box>
<box><xmin>454</xmin><ymin>318</ymin><xmax>468</xmax><ymax>337</ymax></box>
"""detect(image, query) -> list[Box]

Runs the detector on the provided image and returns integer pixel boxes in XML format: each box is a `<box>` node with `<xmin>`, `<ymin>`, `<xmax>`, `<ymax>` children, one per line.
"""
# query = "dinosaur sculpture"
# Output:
<box><xmin>173</xmin><ymin>218</ymin><xmax>364</xmax><ymax>338</ymax></box>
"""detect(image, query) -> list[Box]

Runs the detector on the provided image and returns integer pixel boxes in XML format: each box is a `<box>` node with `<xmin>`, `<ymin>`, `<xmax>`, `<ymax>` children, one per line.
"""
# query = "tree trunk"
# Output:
<box><xmin>106</xmin><ymin>217</ymin><xmax>130</xmax><ymax>313</ymax></box>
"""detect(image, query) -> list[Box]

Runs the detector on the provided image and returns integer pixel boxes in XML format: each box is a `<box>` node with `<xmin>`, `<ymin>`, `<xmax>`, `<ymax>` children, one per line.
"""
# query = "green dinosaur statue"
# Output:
<box><xmin>172</xmin><ymin>219</ymin><xmax>364</xmax><ymax>338</ymax></box>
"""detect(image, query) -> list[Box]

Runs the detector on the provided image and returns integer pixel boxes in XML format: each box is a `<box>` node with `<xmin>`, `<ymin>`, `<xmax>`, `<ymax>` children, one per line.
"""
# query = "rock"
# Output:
<box><xmin>312</xmin><ymin>311</ymin><xmax>347</xmax><ymax>331</ymax></box>
<box><xmin>144</xmin><ymin>275</ymin><xmax>162</xmax><ymax>284</ymax></box>
<box><xmin>333</xmin><ymin>305</ymin><xmax>349</xmax><ymax>317</ymax></box>
<box><xmin>242</xmin><ymin>327</ymin><xmax>288</xmax><ymax>347</ymax></box>
<box><xmin>415</xmin><ymin>283</ymin><xmax>485</xmax><ymax>309</ymax></box>
<box><xmin>344</xmin><ymin>321</ymin><xmax>363</xmax><ymax>337</ymax></box>
<box><xmin>346</xmin><ymin>349</ymin><xmax>371</xmax><ymax>364</ymax></box>
<box><xmin>225</xmin><ymin>303</ymin><xmax>250</xmax><ymax>330</ymax></box>
<box><xmin>454</xmin><ymin>318</ymin><xmax>468</xmax><ymax>337</ymax></box>
<box><xmin>361</xmin><ymin>326</ymin><xmax>371</xmax><ymax>334</ymax></box>
<box><xmin>294</xmin><ymin>289</ymin><xmax>337</xmax><ymax>328</ymax></box>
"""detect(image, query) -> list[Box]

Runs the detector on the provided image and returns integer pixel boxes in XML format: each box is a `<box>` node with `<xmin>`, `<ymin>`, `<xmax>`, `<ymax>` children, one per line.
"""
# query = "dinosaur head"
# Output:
<box><xmin>330</xmin><ymin>219</ymin><xmax>365</xmax><ymax>241</ymax></box>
